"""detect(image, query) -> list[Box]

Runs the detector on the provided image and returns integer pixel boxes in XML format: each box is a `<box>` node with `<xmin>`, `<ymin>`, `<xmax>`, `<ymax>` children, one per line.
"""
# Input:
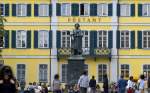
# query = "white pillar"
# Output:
<box><xmin>51</xmin><ymin>0</ymin><xmax>58</xmax><ymax>85</ymax></box>
<box><xmin>110</xmin><ymin>0</ymin><xmax>118</xmax><ymax>82</ymax></box>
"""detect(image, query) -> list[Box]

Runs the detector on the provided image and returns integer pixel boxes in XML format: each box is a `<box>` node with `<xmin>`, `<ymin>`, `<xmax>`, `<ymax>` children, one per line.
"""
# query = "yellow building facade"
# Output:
<box><xmin>0</xmin><ymin>0</ymin><xmax>150</xmax><ymax>86</ymax></box>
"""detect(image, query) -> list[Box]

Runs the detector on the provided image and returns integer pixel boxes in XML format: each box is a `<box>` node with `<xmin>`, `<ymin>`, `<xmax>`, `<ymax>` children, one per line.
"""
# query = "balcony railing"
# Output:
<box><xmin>57</xmin><ymin>48</ymin><xmax>71</xmax><ymax>56</ymax></box>
<box><xmin>57</xmin><ymin>47</ymin><xmax>111</xmax><ymax>57</ymax></box>
<box><xmin>94</xmin><ymin>48</ymin><xmax>111</xmax><ymax>56</ymax></box>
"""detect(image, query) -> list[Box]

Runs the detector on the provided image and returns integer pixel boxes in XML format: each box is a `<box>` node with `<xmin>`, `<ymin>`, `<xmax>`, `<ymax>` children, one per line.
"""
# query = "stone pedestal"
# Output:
<box><xmin>67</xmin><ymin>55</ymin><xmax>85</xmax><ymax>85</ymax></box>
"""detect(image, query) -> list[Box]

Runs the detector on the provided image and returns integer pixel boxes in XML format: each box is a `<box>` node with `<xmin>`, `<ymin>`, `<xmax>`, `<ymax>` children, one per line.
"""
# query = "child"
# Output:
<box><xmin>68</xmin><ymin>85</ymin><xmax>74</xmax><ymax>93</ymax></box>
<box><xmin>96</xmin><ymin>85</ymin><xmax>101</xmax><ymax>93</ymax></box>
<box><xmin>74</xmin><ymin>84</ymin><xmax>79</xmax><ymax>93</ymax></box>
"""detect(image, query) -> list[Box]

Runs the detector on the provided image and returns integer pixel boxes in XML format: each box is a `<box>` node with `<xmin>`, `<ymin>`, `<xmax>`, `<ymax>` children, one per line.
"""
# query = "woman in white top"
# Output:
<box><xmin>126</xmin><ymin>76</ymin><xmax>135</xmax><ymax>93</ymax></box>
<box><xmin>138</xmin><ymin>74</ymin><xmax>145</xmax><ymax>93</ymax></box>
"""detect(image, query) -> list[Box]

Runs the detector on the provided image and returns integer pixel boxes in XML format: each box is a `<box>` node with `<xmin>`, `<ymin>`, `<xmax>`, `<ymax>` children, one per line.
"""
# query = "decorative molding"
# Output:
<box><xmin>4</xmin><ymin>22</ymin><xmax>150</xmax><ymax>26</ymax></box>
<box><xmin>2</xmin><ymin>55</ymin><xmax>50</xmax><ymax>59</ymax></box>
<box><xmin>2</xmin><ymin>55</ymin><xmax>150</xmax><ymax>59</ymax></box>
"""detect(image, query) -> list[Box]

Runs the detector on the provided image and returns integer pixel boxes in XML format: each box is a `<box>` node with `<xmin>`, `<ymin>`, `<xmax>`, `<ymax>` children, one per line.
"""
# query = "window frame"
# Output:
<box><xmin>61</xmin><ymin>3</ymin><xmax>71</xmax><ymax>16</ymax></box>
<box><xmin>0</xmin><ymin>4</ymin><xmax>5</xmax><ymax>16</ymax></box>
<box><xmin>142</xmin><ymin>31</ymin><xmax>150</xmax><ymax>48</ymax></box>
<box><xmin>79</xmin><ymin>3</ymin><xmax>90</xmax><ymax>16</ymax></box>
<box><xmin>39</xmin><ymin>64</ymin><xmax>48</xmax><ymax>83</ymax></box>
<box><xmin>97</xmin><ymin>3</ymin><xmax>108</xmax><ymax>16</ymax></box>
<box><xmin>61</xmin><ymin>30</ymin><xmax>71</xmax><ymax>48</ymax></box>
<box><xmin>16</xmin><ymin>4</ymin><xmax>27</xmax><ymax>16</ymax></box>
<box><xmin>84</xmin><ymin>64</ymin><xmax>88</xmax><ymax>74</ymax></box>
<box><xmin>0</xmin><ymin>35</ymin><xmax>5</xmax><ymax>48</ymax></box>
<box><xmin>143</xmin><ymin>64</ymin><xmax>150</xmax><ymax>79</ymax></box>
<box><xmin>17</xmin><ymin>64</ymin><xmax>26</xmax><ymax>82</ymax></box>
<box><xmin>61</xmin><ymin>64</ymin><xmax>68</xmax><ymax>83</ymax></box>
<box><xmin>38</xmin><ymin>4</ymin><xmax>49</xmax><ymax>17</ymax></box>
<box><xmin>16</xmin><ymin>30</ymin><xmax>27</xmax><ymax>48</ymax></box>
<box><xmin>120</xmin><ymin>64</ymin><xmax>130</xmax><ymax>78</ymax></box>
<box><xmin>82</xmin><ymin>31</ymin><xmax>90</xmax><ymax>55</ymax></box>
<box><xmin>120</xmin><ymin>4</ymin><xmax>131</xmax><ymax>17</ymax></box>
<box><xmin>38</xmin><ymin>30</ymin><xmax>49</xmax><ymax>48</ymax></box>
<box><xmin>97</xmin><ymin>64</ymin><xmax>108</xmax><ymax>83</ymax></box>
<box><xmin>97</xmin><ymin>30</ymin><xmax>108</xmax><ymax>48</ymax></box>
<box><xmin>82</xmin><ymin>30</ymin><xmax>90</xmax><ymax>48</ymax></box>
<box><xmin>142</xmin><ymin>4</ymin><xmax>150</xmax><ymax>16</ymax></box>
<box><xmin>120</xmin><ymin>31</ymin><xmax>131</xmax><ymax>49</ymax></box>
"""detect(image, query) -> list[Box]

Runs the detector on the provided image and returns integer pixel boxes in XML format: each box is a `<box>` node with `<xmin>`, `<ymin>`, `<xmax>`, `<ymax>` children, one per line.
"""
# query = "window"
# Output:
<box><xmin>143</xmin><ymin>64</ymin><xmax>150</xmax><ymax>79</ymax></box>
<box><xmin>142</xmin><ymin>4</ymin><xmax>150</xmax><ymax>16</ymax></box>
<box><xmin>61</xmin><ymin>31</ymin><xmax>71</xmax><ymax>48</ymax></box>
<box><xmin>143</xmin><ymin>31</ymin><xmax>150</xmax><ymax>48</ymax></box>
<box><xmin>120</xmin><ymin>31</ymin><xmax>130</xmax><ymax>48</ymax></box>
<box><xmin>80</xmin><ymin>3</ymin><xmax>89</xmax><ymax>16</ymax></box>
<box><xmin>0</xmin><ymin>4</ymin><xmax>5</xmax><ymax>16</ymax></box>
<box><xmin>0</xmin><ymin>33</ymin><xmax>4</xmax><ymax>48</ymax></box>
<box><xmin>120</xmin><ymin>4</ymin><xmax>130</xmax><ymax>16</ymax></box>
<box><xmin>84</xmin><ymin>64</ymin><xmax>88</xmax><ymax>74</ymax></box>
<box><xmin>16</xmin><ymin>30</ymin><xmax>27</xmax><ymax>48</ymax></box>
<box><xmin>98</xmin><ymin>64</ymin><xmax>107</xmax><ymax>82</ymax></box>
<box><xmin>39</xmin><ymin>4</ymin><xmax>49</xmax><ymax>16</ymax></box>
<box><xmin>121</xmin><ymin>64</ymin><xmax>129</xmax><ymax>78</ymax></box>
<box><xmin>17</xmin><ymin>64</ymin><xmax>26</xmax><ymax>82</ymax></box>
<box><xmin>97</xmin><ymin>31</ymin><xmax>108</xmax><ymax>48</ymax></box>
<box><xmin>38</xmin><ymin>30</ymin><xmax>49</xmax><ymax>48</ymax></box>
<box><xmin>82</xmin><ymin>31</ymin><xmax>89</xmax><ymax>48</ymax></box>
<box><xmin>61</xmin><ymin>3</ymin><xmax>70</xmax><ymax>16</ymax></box>
<box><xmin>16</xmin><ymin>4</ymin><xmax>27</xmax><ymax>16</ymax></box>
<box><xmin>0</xmin><ymin>60</ymin><xmax>4</xmax><ymax>69</ymax></box>
<box><xmin>39</xmin><ymin>64</ymin><xmax>48</xmax><ymax>82</ymax></box>
<box><xmin>82</xmin><ymin>31</ymin><xmax>89</xmax><ymax>54</ymax></box>
<box><xmin>61</xmin><ymin>64</ymin><xmax>67</xmax><ymax>83</ymax></box>
<box><xmin>97</xmin><ymin>4</ymin><xmax>108</xmax><ymax>16</ymax></box>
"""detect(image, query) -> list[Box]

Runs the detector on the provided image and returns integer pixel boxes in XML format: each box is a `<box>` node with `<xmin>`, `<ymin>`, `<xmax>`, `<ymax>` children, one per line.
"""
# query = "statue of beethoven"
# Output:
<box><xmin>71</xmin><ymin>23</ymin><xmax>83</xmax><ymax>55</ymax></box>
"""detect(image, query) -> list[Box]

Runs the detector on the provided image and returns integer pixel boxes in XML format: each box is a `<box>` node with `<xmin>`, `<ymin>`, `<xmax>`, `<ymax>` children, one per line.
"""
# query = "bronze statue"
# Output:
<box><xmin>71</xmin><ymin>23</ymin><xmax>83</xmax><ymax>55</ymax></box>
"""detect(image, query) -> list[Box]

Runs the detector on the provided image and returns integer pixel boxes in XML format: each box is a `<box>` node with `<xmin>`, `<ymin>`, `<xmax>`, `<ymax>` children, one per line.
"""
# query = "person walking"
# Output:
<box><xmin>126</xmin><ymin>76</ymin><xmax>135</xmax><ymax>93</ymax></box>
<box><xmin>78</xmin><ymin>71</ymin><xmax>89</xmax><ymax>93</ymax></box>
<box><xmin>117</xmin><ymin>75</ymin><xmax>127</xmax><ymax>93</ymax></box>
<box><xmin>103</xmin><ymin>74</ymin><xmax>109</xmax><ymax>93</ymax></box>
<box><xmin>0</xmin><ymin>65</ymin><xmax>18</xmax><ymax>93</ymax></box>
<box><xmin>89</xmin><ymin>76</ymin><xmax>96</xmax><ymax>93</ymax></box>
<box><xmin>53</xmin><ymin>74</ymin><xmax>61</xmax><ymax>93</ymax></box>
<box><xmin>137</xmin><ymin>74</ymin><xmax>145</xmax><ymax>93</ymax></box>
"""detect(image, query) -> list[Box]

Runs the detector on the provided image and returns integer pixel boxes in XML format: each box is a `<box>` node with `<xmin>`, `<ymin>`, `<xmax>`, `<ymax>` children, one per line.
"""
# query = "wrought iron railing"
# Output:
<box><xmin>57</xmin><ymin>47</ymin><xmax>111</xmax><ymax>57</ymax></box>
<box><xmin>94</xmin><ymin>48</ymin><xmax>111</xmax><ymax>56</ymax></box>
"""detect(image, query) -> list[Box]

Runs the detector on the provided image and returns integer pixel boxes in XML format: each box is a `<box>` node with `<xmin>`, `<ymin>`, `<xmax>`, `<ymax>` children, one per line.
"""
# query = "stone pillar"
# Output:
<box><xmin>51</xmin><ymin>0</ymin><xmax>58</xmax><ymax>85</ymax></box>
<box><xmin>110</xmin><ymin>0</ymin><xmax>119</xmax><ymax>82</ymax></box>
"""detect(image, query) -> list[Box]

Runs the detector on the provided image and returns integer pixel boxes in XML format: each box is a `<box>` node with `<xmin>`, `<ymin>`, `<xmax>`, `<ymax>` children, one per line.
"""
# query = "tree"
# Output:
<box><xmin>0</xmin><ymin>10</ymin><xmax>7</xmax><ymax>57</ymax></box>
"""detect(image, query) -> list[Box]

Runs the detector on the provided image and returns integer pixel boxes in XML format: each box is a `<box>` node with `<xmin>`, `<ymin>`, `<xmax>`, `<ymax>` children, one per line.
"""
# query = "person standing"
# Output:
<box><xmin>138</xmin><ymin>75</ymin><xmax>145</xmax><ymax>93</ymax></box>
<box><xmin>89</xmin><ymin>76</ymin><xmax>96</xmax><ymax>93</ymax></box>
<box><xmin>103</xmin><ymin>74</ymin><xmax>109</xmax><ymax>93</ymax></box>
<box><xmin>53</xmin><ymin>74</ymin><xmax>61</xmax><ymax>93</ymax></box>
<box><xmin>0</xmin><ymin>65</ymin><xmax>18</xmax><ymax>93</ymax></box>
<box><xmin>42</xmin><ymin>83</ymin><xmax>48</xmax><ymax>93</ymax></box>
<box><xmin>78</xmin><ymin>71</ymin><xmax>89</xmax><ymax>93</ymax></box>
<box><xmin>117</xmin><ymin>75</ymin><xmax>127</xmax><ymax>93</ymax></box>
<box><xmin>147</xmin><ymin>74</ymin><xmax>150</xmax><ymax>93</ymax></box>
<box><xmin>126</xmin><ymin>76</ymin><xmax>135</xmax><ymax>93</ymax></box>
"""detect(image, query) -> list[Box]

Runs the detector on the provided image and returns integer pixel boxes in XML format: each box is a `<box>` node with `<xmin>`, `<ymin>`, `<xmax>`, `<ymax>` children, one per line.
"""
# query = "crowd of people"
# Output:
<box><xmin>0</xmin><ymin>65</ymin><xmax>51</xmax><ymax>93</ymax></box>
<box><xmin>1</xmin><ymin>65</ymin><xmax>150</xmax><ymax>93</ymax></box>
<box><xmin>117</xmin><ymin>74</ymin><xmax>150</xmax><ymax>93</ymax></box>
